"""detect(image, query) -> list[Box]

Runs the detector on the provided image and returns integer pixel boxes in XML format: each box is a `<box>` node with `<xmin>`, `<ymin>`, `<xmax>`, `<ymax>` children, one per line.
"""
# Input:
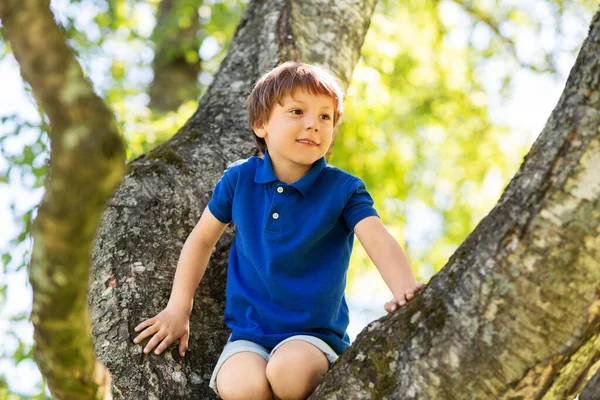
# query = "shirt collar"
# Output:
<box><xmin>255</xmin><ymin>150</ymin><xmax>326</xmax><ymax>197</ymax></box>
<box><xmin>254</xmin><ymin>150</ymin><xmax>279</xmax><ymax>184</ymax></box>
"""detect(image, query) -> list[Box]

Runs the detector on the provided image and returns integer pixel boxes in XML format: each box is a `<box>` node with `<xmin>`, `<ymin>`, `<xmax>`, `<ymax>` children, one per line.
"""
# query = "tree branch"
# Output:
<box><xmin>0</xmin><ymin>0</ymin><xmax>125</xmax><ymax>398</ymax></box>
<box><xmin>451</xmin><ymin>0</ymin><xmax>557</xmax><ymax>74</ymax></box>
<box><xmin>149</xmin><ymin>0</ymin><xmax>202</xmax><ymax>113</ymax></box>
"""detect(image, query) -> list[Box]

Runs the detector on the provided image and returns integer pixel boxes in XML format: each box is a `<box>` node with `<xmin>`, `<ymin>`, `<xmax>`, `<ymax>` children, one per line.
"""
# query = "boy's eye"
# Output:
<box><xmin>321</xmin><ymin>114</ymin><xmax>332</xmax><ymax>120</ymax></box>
<box><xmin>290</xmin><ymin>109</ymin><xmax>303</xmax><ymax>115</ymax></box>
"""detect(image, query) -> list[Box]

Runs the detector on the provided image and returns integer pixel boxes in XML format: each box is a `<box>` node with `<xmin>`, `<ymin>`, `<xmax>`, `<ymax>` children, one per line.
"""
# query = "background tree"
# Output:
<box><xmin>148</xmin><ymin>0</ymin><xmax>202</xmax><ymax>113</ymax></box>
<box><xmin>0</xmin><ymin>0</ymin><xmax>598</xmax><ymax>398</ymax></box>
<box><xmin>0</xmin><ymin>0</ymin><xmax>125</xmax><ymax>397</ymax></box>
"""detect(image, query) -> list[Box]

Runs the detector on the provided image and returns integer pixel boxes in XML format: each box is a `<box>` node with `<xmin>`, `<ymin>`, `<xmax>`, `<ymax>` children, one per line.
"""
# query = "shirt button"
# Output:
<box><xmin>277</xmin><ymin>186</ymin><xmax>284</xmax><ymax>193</ymax></box>
<box><xmin>272</xmin><ymin>212</ymin><xmax>279</xmax><ymax>219</ymax></box>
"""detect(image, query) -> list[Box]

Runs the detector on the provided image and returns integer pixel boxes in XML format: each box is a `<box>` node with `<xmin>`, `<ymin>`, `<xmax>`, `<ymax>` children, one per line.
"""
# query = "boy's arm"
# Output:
<box><xmin>133</xmin><ymin>206</ymin><xmax>228</xmax><ymax>355</ymax></box>
<box><xmin>354</xmin><ymin>216</ymin><xmax>423</xmax><ymax>311</ymax></box>
<box><xmin>167</xmin><ymin>206</ymin><xmax>228</xmax><ymax>314</ymax></box>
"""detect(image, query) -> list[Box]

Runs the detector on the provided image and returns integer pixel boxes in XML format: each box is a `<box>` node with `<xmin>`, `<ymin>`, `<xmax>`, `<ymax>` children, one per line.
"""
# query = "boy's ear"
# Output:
<box><xmin>252</xmin><ymin>120</ymin><xmax>267</xmax><ymax>138</ymax></box>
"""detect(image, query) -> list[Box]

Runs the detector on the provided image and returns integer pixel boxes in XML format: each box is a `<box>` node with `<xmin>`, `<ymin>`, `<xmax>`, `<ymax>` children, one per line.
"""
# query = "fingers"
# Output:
<box><xmin>385</xmin><ymin>298</ymin><xmax>404</xmax><ymax>313</ymax></box>
<box><xmin>133</xmin><ymin>323</ymin><xmax>159</xmax><ymax>345</ymax></box>
<box><xmin>402</xmin><ymin>283</ymin><xmax>426</xmax><ymax>302</ymax></box>
<box><xmin>385</xmin><ymin>283</ymin><xmax>426</xmax><ymax>313</ymax></box>
<box><xmin>134</xmin><ymin>318</ymin><xmax>155</xmax><ymax>333</ymax></box>
<box><xmin>405</xmin><ymin>283</ymin><xmax>425</xmax><ymax>300</ymax></box>
<box><xmin>384</xmin><ymin>301</ymin><xmax>395</xmax><ymax>313</ymax></box>
<box><xmin>179</xmin><ymin>333</ymin><xmax>189</xmax><ymax>357</ymax></box>
<box><xmin>133</xmin><ymin>323</ymin><xmax>189</xmax><ymax>356</ymax></box>
<box><xmin>132</xmin><ymin>319</ymin><xmax>165</xmax><ymax>354</ymax></box>
<box><xmin>143</xmin><ymin>329</ymin><xmax>169</xmax><ymax>354</ymax></box>
<box><xmin>154</xmin><ymin>334</ymin><xmax>176</xmax><ymax>355</ymax></box>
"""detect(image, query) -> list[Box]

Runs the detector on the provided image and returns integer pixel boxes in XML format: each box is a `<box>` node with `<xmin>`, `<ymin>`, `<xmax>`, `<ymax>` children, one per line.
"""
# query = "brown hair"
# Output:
<box><xmin>246</xmin><ymin>62</ymin><xmax>345</xmax><ymax>153</ymax></box>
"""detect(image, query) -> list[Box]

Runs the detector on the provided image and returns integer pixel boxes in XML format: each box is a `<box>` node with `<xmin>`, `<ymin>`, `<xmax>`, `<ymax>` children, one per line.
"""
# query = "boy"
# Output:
<box><xmin>133</xmin><ymin>62</ymin><xmax>423</xmax><ymax>400</ymax></box>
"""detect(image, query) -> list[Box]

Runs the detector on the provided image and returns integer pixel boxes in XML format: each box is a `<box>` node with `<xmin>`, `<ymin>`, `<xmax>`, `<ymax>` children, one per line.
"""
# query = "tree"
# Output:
<box><xmin>2</xmin><ymin>0</ymin><xmax>599</xmax><ymax>399</ymax></box>
<box><xmin>0</xmin><ymin>0</ymin><xmax>125</xmax><ymax>398</ymax></box>
<box><xmin>148</xmin><ymin>0</ymin><xmax>202</xmax><ymax>113</ymax></box>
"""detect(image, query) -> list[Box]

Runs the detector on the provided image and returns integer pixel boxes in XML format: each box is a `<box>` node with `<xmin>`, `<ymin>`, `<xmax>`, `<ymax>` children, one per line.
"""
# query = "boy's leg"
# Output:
<box><xmin>265</xmin><ymin>336</ymin><xmax>335</xmax><ymax>400</ymax></box>
<box><xmin>216</xmin><ymin>352</ymin><xmax>272</xmax><ymax>400</ymax></box>
<box><xmin>209</xmin><ymin>339</ymin><xmax>273</xmax><ymax>400</ymax></box>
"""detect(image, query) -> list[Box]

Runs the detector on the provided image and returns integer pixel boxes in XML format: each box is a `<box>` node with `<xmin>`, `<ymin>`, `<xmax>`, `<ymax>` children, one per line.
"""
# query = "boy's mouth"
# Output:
<box><xmin>297</xmin><ymin>139</ymin><xmax>318</xmax><ymax>146</ymax></box>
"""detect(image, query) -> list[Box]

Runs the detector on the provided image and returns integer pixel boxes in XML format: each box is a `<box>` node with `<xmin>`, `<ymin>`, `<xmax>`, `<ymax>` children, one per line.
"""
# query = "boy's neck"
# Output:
<box><xmin>268</xmin><ymin>154</ymin><xmax>312</xmax><ymax>185</ymax></box>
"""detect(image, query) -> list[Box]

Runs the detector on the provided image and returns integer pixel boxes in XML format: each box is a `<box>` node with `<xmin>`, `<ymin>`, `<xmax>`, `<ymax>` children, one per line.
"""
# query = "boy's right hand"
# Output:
<box><xmin>133</xmin><ymin>306</ymin><xmax>190</xmax><ymax>357</ymax></box>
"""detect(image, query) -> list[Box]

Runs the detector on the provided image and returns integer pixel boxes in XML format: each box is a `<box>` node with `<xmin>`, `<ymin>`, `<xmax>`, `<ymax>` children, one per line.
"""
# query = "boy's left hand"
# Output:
<box><xmin>385</xmin><ymin>282</ymin><xmax>424</xmax><ymax>313</ymax></box>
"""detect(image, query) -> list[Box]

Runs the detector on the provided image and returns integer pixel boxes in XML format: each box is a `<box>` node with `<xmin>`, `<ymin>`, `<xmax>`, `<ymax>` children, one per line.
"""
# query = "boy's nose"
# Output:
<box><xmin>305</xmin><ymin>116</ymin><xmax>318</xmax><ymax>131</ymax></box>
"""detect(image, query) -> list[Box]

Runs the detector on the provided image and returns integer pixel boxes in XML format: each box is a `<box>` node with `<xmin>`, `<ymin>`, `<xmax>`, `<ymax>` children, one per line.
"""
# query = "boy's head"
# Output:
<box><xmin>247</xmin><ymin>62</ymin><xmax>345</xmax><ymax>154</ymax></box>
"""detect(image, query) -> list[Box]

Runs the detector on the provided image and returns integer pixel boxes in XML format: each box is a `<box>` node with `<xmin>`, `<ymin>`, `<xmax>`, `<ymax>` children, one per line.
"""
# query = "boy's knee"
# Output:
<box><xmin>216</xmin><ymin>352</ymin><xmax>272</xmax><ymax>400</ymax></box>
<box><xmin>266</xmin><ymin>341</ymin><xmax>328</xmax><ymax>400</ymax></box>
<box><xmin>218</xmin><ymin>379</ymin><xmax>271</xmax><ymax>400</ymax></box>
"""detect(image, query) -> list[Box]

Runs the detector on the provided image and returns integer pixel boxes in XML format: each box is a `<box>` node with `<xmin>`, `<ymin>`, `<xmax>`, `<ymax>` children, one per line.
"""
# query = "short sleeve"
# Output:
<box><xmin>208</xmin><ymin>168</ymin><xmax>235</xmax><ymax>224</ymax></box>
<box><xmin>342</xmin><ymin>179</ymin><xmax>379</xmax><ymax>231</ymax></box>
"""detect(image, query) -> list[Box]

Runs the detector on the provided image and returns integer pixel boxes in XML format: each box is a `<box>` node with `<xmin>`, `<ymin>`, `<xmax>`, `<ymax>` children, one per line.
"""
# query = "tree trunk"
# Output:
<box><xmin>581</xmin><ymin>366</ymin><xmax>600</xmax><ymax>399</ymax></box>
<box><xmin>148</xmin><ymin>0</ymin><xmax>202</xmax><ymax>113</ymax></box>
<box><xmin>311</xmin><ymin>9</ymin><xmax>600</xmax><ymax>399</ymax></box>
<box><xmin>89</xmin><ymin>0</ymin><xmax>377</xmax><ymax>398</ymax></box>
<box><xmin>0</xmin><ymin>0</ymin><xmax>125</xmax><ymax>398</ymax></box>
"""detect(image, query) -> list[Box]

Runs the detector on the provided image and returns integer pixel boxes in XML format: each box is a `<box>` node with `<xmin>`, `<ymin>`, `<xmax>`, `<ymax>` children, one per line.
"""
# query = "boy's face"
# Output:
<box><xmin>253</xmin><ymin>89</ymin><xmax>335</xmax><ymax>171</ymax></box>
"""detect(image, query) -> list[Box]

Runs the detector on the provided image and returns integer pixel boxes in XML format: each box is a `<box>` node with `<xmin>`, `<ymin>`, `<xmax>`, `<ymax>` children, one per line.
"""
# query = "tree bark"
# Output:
<box><xmin>89</xmin><ymin>0</ymin><xmax>377</xmax><ymax>398</ymax></box>
<box><xmin>311</xmin><ymin>9</ymin><xmax>600</xmax><ymax>399</ymax></box>
<box><xmin>0</xmin><ymin>0</ymin><xmax>125</xmax><ymax>398</ymax></box>
<box><xmin>148</xmin><ymin>0</ymin><xmax>202</xmax><ymax>113</ymax></box>
<box><xmin>580</xmin><ymin>366</ymin><xmax>600</xmax><ymax>399</ymax></box>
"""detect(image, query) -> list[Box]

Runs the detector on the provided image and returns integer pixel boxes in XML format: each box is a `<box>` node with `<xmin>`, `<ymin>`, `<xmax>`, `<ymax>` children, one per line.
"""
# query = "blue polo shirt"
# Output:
<box><xmin>207</xmin><ymin>151</ymin><xmax>379</xmax><ymax>355</ymax></box>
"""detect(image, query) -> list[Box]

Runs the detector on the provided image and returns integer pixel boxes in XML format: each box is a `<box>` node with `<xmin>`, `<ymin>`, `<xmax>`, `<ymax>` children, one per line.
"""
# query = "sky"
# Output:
<box><xmin>0</xmin><ymin>0</ymin><xmax>594</xmax><ymax>396</ymax></box>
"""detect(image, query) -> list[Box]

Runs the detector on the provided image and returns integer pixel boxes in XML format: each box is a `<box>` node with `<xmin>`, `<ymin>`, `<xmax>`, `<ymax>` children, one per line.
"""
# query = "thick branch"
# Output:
<box><xmin>0</xmin><ymin>0</ymin><xmax>125</xmax><ymax>398</ymax></box>
<box><xmin>581</xmin><ymin>365</ymin><xmax>600</xmax><ymax>400</ymax></box>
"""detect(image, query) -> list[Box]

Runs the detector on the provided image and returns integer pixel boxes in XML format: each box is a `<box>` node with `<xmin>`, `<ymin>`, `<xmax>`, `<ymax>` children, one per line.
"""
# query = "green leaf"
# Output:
<box><xmin>1</xmin><ymin>252</ymin><xmax>12</xmax><ymax>267</ymax></box>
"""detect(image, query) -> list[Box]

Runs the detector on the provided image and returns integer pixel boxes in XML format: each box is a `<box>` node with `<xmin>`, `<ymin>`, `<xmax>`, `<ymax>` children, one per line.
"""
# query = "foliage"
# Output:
<box><xmin>335</xmin><ymin>0</ymin><xmax>596</xmax><ymax>284</ymax></box>
<box><xmin>0</xmin><ymin>0</ymin><xmax>595</xmax><ymax>395</ymax></box>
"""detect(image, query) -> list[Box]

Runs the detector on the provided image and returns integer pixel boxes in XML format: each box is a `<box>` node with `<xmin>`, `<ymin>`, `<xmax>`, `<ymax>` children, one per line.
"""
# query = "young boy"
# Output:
<box><xmin>133</xmin><ymin>62</ymin><xmax>423</xmax><ymax>400</ymax></box>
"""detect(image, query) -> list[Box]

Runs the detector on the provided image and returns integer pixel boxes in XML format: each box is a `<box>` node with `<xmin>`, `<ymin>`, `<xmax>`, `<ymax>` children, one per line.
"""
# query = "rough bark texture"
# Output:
<box><xmin>89</xmin><ymin>0</ymin><xmax>377</xmax><ymax>398</ymax></box>
<box><xmin>148</xmin><ymin>0</ymin><xmax>202</xmax><ymax>113</ymax></box>
<box><xmin>0</xmin><ymin>0</ymin><xmax>125</xmax><ymax>398</ymax></box>
<box><xmin>581</xmin><ymin>366</ymin><xmax>600</xmax><ymax>399</ymax></box>
<box><xmin>311</xmin><ymin>10</ymin><xmax>600</xmax><ymax>400</ymax></box>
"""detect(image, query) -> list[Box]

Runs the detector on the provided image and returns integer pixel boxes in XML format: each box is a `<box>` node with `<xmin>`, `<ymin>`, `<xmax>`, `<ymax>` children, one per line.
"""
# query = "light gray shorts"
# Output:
<box><xmin>209</xmin><ymin>335</ymin><xmax>338</xmax><ymax>396</ymax></box>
